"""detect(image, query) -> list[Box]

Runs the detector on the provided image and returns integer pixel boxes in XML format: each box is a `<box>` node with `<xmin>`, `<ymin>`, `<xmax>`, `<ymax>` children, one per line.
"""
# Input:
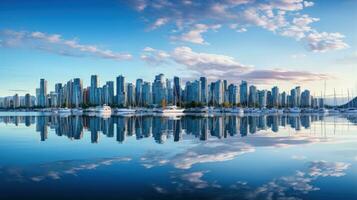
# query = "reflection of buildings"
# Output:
<box><xmin>0</xmin><ymin>114</ymin><xmax>337</xmax><ymax>143</ymax></box>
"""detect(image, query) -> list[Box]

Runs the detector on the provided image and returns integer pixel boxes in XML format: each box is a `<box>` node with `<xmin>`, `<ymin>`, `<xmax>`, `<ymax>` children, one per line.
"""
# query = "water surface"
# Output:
<box><xmin>0</xmin><ymin>114</ymin><xmax>356</xmax><ymax>200</ymax></box>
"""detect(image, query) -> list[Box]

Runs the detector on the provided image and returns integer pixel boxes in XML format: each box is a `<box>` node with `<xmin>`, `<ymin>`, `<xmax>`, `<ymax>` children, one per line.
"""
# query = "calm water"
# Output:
<box><xmin>0</xmin><ymin>114</ymin><xmax>357</xmax><ymax>200</ymax></box>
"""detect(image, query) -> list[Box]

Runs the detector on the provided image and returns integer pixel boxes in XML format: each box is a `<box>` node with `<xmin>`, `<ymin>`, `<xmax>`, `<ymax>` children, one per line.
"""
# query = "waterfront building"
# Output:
<box><xmin>228</xmin><ymin>84</ymin><xmax>239</xmax><ymax>105</ymax></box>
<box><xmin>272</xmin><ymin>86</ymin><xmax>279</xmax><ymax>107</ymax></box>
<box><xmin>248</xmin><ymin>85</ymin><xmax>257</xmax><ymax>107</ymax></box>
<box><xmin>135</xmin><ymin>79</ymin><xmax>143</xmax><ymax>106</ymax></box>
<box><xmin>90</xmin><ymin>75</ymin><xmax>99</xmax><ymax>105</ymax></box>
<box><xmin>240</xmin><ymin>81</ymin><xmax>248</xmax><ymax>107</ymax></box>
<box><xmin>173</xmin><ymin>76</ymin><xmax>181</xmax><ymax>106</ymax></box>
<box><xmin>38</xmin><ymin>79</ymin><xmax>47</xmax><ymax>107</ymax></box>
<box><xmin>152</xmin><ymin>74</ymin><xmax>166</xmax><ymax>106</ymax></box>
<box><xmin>200</xmin><ymin>77</ymin><xmax>208</xmax><ymax>105</ymax></box>
<box><xmin>301</xmin><ymin>90</ymin><xmax>311</xmax><ymax>108</ymax></box>
<box><xmin>258</xmin><ymin>90</ymin><xmax>267</xmax><ymax>108</ymax></box>
<box><xmin>116</xmin><ymin>75</ymin><xmax>126</xmax><ymax>107</ymax></box>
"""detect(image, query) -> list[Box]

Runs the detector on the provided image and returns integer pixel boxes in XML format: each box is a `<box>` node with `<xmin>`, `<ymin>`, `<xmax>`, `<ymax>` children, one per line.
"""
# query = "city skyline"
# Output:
<box><xmin>0</xmin><ymin>74</ymin><xmax>329</xmax><ymax>109</ymax></box>
<box><xmin>0</xmin><ymin>0</ymin><xmax>356</xmax><ymax>97</ymax></box>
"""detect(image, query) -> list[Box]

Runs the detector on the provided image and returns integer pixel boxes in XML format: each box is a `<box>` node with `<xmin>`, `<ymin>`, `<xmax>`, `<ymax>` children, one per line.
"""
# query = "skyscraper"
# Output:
<box><xmin>200</xmin><ymin>77</ymin><xmax>208</xmax><ymax>105</ymax></box>
<box><xmin>127</xmin><ymin>83</ymin><xmax>134</xmax><ymax>106</ymax></box>
<box><xmin>240</xmin><ymin>81</ymin><xmax>248</xmax><ymax>107</ymax></box>
<box><xmin>152</xmin><ymin>74</ymin><xmax>166</xmax><ymax>106</ymax></box>
<box><xmin>72</xmin><ymin>78</ymin><xmax>83</xmax><ymax>107</ymax></box>
<box><xmin>173</xmin><ymin>76</ymin><xmax>181</xmax><ymax>106</ymax></box>
<box><xmin>135</xmin><ymin>79</ymin><xmax>143</xmax><ymax>106</ymax></box>
<box><xmin>272</xmin><ymin>86</ymin><xmax>280</xmax><ymax>108</ymax></box>
<box><xmin>38</xmin><ymin>79</ymin><xmax>47</xmax><ymax>107</ymax></box>
<box><xmin>248</xmin><ymin>85</ymin><xmax>257</xmax><ymax>107</ymax></box>
<box><xmin>116</xmin><ymin>75</ymin><xmax>126</xmax><ymax>107</ymax></box>
<box><xmin>90</xmin><ymin>75</ymin><xmax>98</xmax><ymax>105</ymax></box>
<box><xmin>258</xmin><ymin>90</ymin><xmax>267</xmax><ymax>108</ymax></box>
<box><xmin>228</xmin><ymin>84</ymin><xmax>239</xmax><ymax>105</ymax></box>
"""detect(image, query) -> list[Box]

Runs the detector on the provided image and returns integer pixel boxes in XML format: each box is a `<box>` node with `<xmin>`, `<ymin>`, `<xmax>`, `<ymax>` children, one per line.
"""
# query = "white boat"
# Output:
<box><xmin>84</xmin><ymin>107</ymin><xmax>96</xmax><ymax>113</ymax></box>
<box><xmin>288</xmin><ymin>107</ymin><xmax>301</xmax><ymax>113</ymax></box>
<box><xmin>96</xmin><ymin>105</ymin><xmax>112</xmax><ymax>115</ymax></box>
<box><xmin>58</xmin><ymin>108</ymin><xmax>72</xmax><ymax>114</ymax></box>
<box><xmin>114</xmin><ymin>108</ymin><xmax>136</xmax><ymax>115</ymax></box>
<box><xmin>230</xmin><ymin>107</ymin><xmax>244</xmax><ymax>115</ymax></box>
<box><xmin>155</xmin><ymin>106</ymin><xmax>184</xmax><ymax>113</ymax></box>
<box><xmin>317</xmin><ymin>108</ymin><xmax>329</xmax><ymax>114</ymax></box>
<box><xmin>72</xmin><ymin>108</ymin><xmax>83</xmax><ymax>115</ymax></box>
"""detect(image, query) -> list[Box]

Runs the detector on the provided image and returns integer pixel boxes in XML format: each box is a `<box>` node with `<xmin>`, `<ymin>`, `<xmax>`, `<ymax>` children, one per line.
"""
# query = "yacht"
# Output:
<box><xmin>72</xmin><ymin>108</ymin><xmax>83</xmax><ymax>115</ymax></box>
<box><xmin>318</xmin><ymin>108</ymin><xmax>329</xmax><ymax>114</ymax></box>
<box><xmin>114</xmin><ymin>108</ymin><xmax>136</xmax><ymax>115</ymax></box>
<box><xmin>58</xmin><ymin>108</ymin><xmax>72</xmax><ymax>114</ymax></box>
<box><xmin>95</xmin><ymin>105</ymin><xmax>112</xmax><ymax>115</ymax></box>
<box><xmin>155</xmin><ymin>106</ymin><xmax>184</xmax><ymax>114</ymax></box>
<box><xmin>288</xmin><ymin>107</ymin><xmax>301</xmax><ymax>113</ymax></box>
<box><xmin>230</xmin><ymin>107</ymin><xmax>244</xmax><ymax>115</ymax></box>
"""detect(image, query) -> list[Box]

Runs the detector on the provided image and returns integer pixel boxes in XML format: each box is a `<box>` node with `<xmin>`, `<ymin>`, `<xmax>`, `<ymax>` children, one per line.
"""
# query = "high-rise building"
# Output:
<box><xmin>90</xmin><ymin>75</ymin><xmax>99</xmax><ymax>105</ymax></box>
<box><xmin>38</xmin><ymin>79</ymin><xmax>47</xmax><ymax>107</ymax></box>
<box><xmin>166</xmin><ymin>79</ymin><xmax>173</xmax><ymax>105</ymax></box>
<box><xmin>142</xmin><ymin>82</ymin><xmax>151</xmax><ymax>106</ymax></box>
<box><xmin>185</xmin><ymin>80</ymin><xmax>201</xmax><ymax>103</ymax></box>
<box><xmin>248</xmin><ymin>85</ymin><xmax>257</xmax><ymax>107</ymax></box>
<box><xmin>55</xmin><ymin>83</ymin><xmax>63</xmax><ymax>107</ymax></box>
<box><xmin>25</xmin><ymin>93</ymin><xmax>31</xmax><ymax>108</ymax></box>
<box><xmin>295</xmin><ymin>86</ymin><xmax>301</xmax><ymax>107</ymax></box>
<box><xmin>135</xmin><ymin>79</ymin><xmax>143</xmax><ymax>106</ymax></box>
<box><xmin>272</xmin><ymin>86</ymin><xmax>279</xmax><ymax>107</ymax></box>
<box><xmin>258</xmin><ymin>90</ymin><xmax>267</xmax><ymax>108</ymax></box>
<box><xmin>200</xmin><ymin>77</ymin><xmax>208</xmax><ymax>105</ymax></box>
<box><xmin>240</xmin><ymin>81</ymin><xmax>248</xmax><ymax>107</ymax></box>
<box><xmin>116</xmin><ymin>75</ymin><xmax>126</xmax><ymax>107</ymax></box>
<box><xmin>213</xmin><ymin>80</ymin><xmax>224</xmax><ymax>105</ymax></box>
<box><xmin>301</xmin><ymin>90</ymin><xmax>311</xmax><ymax>108</ymax></box>
<box><xmin>72</xmin><ymin>78</ymin><xmax>83</xmax><ymax>107</ymax></box>
<box><xmin>290</xmin><ymin>88</ymin><xmax>297</xmax><ymax>107</ymax></box>
<box><xmin>280</xmin><ymin>92</ymin><xmax>287</xmax><ymax>108</ymax></box>
<box><xmin>152</xmin><ymin>74</ymin><xmax>166</xmax><ymax>105</ymax></box>
<box><xmin>228</xmin><ymin>84</ymin><xmax>239</xmax><ymax>105</ymax></box>
<box><xmin>127</xmin><ymin>83</ymin><xmax>135</xmax><ymax>106</ymax></box>
<box><xmin>13</xmin><ymin>94</ymin><xmax>20</xmax><ymax>108</ymax></box>
<box><xmin>173</xmin><ymin>76</ymin><xmax>181</xmax><ymax>106</ymax></box>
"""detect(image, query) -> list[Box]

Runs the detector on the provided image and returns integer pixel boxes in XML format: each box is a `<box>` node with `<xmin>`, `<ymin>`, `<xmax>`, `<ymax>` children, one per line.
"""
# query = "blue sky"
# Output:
<box><xmin>0</xmin><ymin>0</ymin><xmax>356</xmax><ymax>97</ymax></box>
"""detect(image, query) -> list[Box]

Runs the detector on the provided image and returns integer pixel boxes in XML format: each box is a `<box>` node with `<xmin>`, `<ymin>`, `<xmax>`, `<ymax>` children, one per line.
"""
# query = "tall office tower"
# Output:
<box><xmin>135</xmin><ymin>79</ymin><xmax>143</xmax><ymax>106</ymax></box>
<box><xmin>152</xmin><ymin>74</ymin><xmax>166</xmax><ymax>105</ymax></box>
<box><xmin>240</xmin><ymin>81</ymin><xmax>248</xmax><ymax>107</ymax></box>
<box><xmin>50</xmin><ymin>92</ymin><xmax>58</xmax><ymax>107</ymax></box>
<box><xmin>106</xmin><ymin>81</ymin><xmax>114</xmax><ymax>105</ymax></box>
<box><xmin>200</xmin><ymin>77</ymin><xmax>208</xmax><ymax>105</ymax></box>
<box><xmin>72</xmin><ymin>78</ymin><xmax>83</xmax><ymax>108</ymax></box>
<box><xmin>248</xmin><ymin>85</ymin><xmax>257</xmax><ymax>107</ymax></box>
<box><xmin>295</xmin><ymin>86</ymin><xmax>301</xmax><ymax>107</ymax></box>
<box><xmin>213</xmin><ymin>80</ymin><xmax>224</xmax><ymax>105</ymax></box>
<box><xmin>258</xmin><ymin>90</ymin><xmax>267</xmax><ymax>108</ymax></box>
<box><xmin>116</xmin><ymin>75</ymin><xmax>126</xmax><ymax>107</ymax></box>
<box><xmin>97</xmin><ymin>87</ymin><xmax>103</xmax><ymax>105</ymax></box>
<box><xmin>185</xmin><ymin>80</ymin><xmax>201</xmax><ymax>103</ymax></box>
<box><xmin>25</xmin><ymin>93</ymin><xmax>31</xmax><ymax>108</ymax></box>
<box><xmin>142</xmin><ymin>81</ymin><xmax>152</xmax><ymax>106</ymax></box>
<box><xmin>266</xmin><ymin>91</ymin><xmax>272</xmax><ymax>107</ymax></box>
<box><xmin>228</xmin><ymin>84</ymin><xmax>239</xmax><ymax>105</ymax></box>
<box><xmin>64</xmin><ymin>80</ymin><xmax>73</xmax><ymax>107</ymax></box>
<box><xmin>272</xmin><ymin>86</ymin><xmax>280</xmax><ymax>107</ymax></box>
<box><xmin>83</xmin><ymin>87</ymin><xmax>89</xmax><ymax>105</ymax></box>
<box><xmin>318</xmin><ymin>98</ymin><xmax>324</xmax><ymax>108</ymax></box>
<box><xmin>38</xmin><ymin>79</ymin><xmax>47</xmax><ymax>107</ymax></box>
<box><xmin>173</xmin><ymin>76</ymin><xmax>181</xmax><ymax>106</ymax></box>
<box><xmin>166</xmin><ymin>79</ymin><xmax>173</xmax><ymax>105</ymax></box>
<box><xmin>13</xmin><ymin>94</ymin><xmax>20</xmax><ymax>108</ymax></box>
<box><xmin>55</xmin><ymin>83</ymin><xmax>63</xmax><ymax>107</ymax></box>
<box><xmin>126</xmin><ymin>83</ymin><xmax>135</xmax><ymax>106</ymax></box>
<box><xmin>103</xmin><ymin>84</ymin><xmax>109</xmax><ymax>105</ymax></box>
<box><xmin>280</xmin><ymin>91</ymin><xmax>287</xmax><ymax>108</ymax></box>
<box><xmin>36</xmin><ymin>88</ymin><xmax>40</xmax><ymax>106</ymax></box>
<box><xmin>223</xmin><ymin>80</ymin><xmax>228</xmax><ymax>92</ymax></box>
<box><xmin>290</xmin><ymin>88</ymin><xmax>297</xmax><ymax>107</ymax></box>
<box><xmin>90</xmin><ymin>75</ymin><xmax>99</xmax><ymax>105</ymax></box>
<box><xmin>301</xmin><ymin>90</ymin><xmax>311</xmax><ymax>108</ymax></box>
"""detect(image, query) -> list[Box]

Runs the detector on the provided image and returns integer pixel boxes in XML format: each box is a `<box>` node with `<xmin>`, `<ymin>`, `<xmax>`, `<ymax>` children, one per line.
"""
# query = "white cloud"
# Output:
<box><xmin>305</xmin><ymin>31</ymin><xmax>349</xmax><ymax>52</ymax></box>
<box><xmin>0</xmin><ymin>29</ymin><xmax>132</xmax><ymax>61</ymax></box>
<box><xmin>179</xmin><ymin>24</ymin><xmax>221</xmax><ymax>44</ymax></box>
<box><xmin>126</xmin><ymin>0</ymin><xmax>348</xmax><ymax>52</ymax></box>
<box><xmin>141</xmin><ymin>46</ymin><xmax>331</xmax><ymax>84</ymax></box>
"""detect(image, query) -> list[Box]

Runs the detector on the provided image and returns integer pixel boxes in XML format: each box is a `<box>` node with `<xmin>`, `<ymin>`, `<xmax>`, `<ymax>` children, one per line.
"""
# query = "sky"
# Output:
<box><xmin>0</xmin><ymin>0</ymin><xmax>356</xmax><ymax>98</ymax></box>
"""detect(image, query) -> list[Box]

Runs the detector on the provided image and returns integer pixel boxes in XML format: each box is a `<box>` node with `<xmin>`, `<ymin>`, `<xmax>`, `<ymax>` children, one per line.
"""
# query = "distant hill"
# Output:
<box><xmin>339</xmin><ymin>97</ymin><xmax>357</xmax><ymax>108</ymax></box>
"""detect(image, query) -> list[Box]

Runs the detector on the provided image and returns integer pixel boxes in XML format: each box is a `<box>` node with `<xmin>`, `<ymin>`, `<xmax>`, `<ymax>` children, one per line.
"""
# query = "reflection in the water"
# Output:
<box><xmin>2</xmin><ymin>114</ymin><xmax>354</xmax><ymax>143</ymax></box>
